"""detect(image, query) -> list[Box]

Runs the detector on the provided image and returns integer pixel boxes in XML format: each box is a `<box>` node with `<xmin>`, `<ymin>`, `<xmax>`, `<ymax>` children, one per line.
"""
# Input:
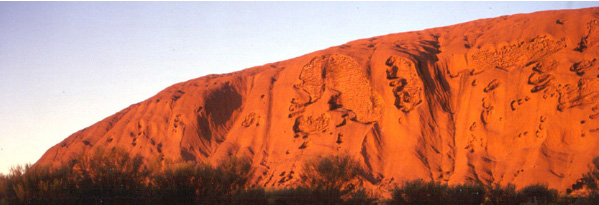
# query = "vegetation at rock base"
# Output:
<box><xmin>268</xmin><ymin>154</ymin><xmax>377</xmax><ymax>204</ymax></box>
<box><xmin>0</xmin><ymin>147</ymin><xmax>261</xmax><ymax>204</ymax></box>
<box><xmin>151</xmin><ymin>156</ymin><xmax>255</xmax><ymax>204</ymax></box>
<box><xmin>299</xmin><ymin>155</ymin><xmax>366</xmax><ymax>204</ymax></box>
<box><xmin>485</xmin><ymin>183</ymin><xmax>518</xmax><ymax>204</ymax></box>
<box><xmin>566</xmin><ymin>156</ymin><xmax>599</xmax><ymax>204</ymax></box>
<box><xmin>3</xmin><ymin>151</ymin><xmax>599</xmax><ymax>204</ymax></box>
<box><xmin>392</xmin><ymin>181</ymin><xmax>562</xmax><ymax>204</ymax></box>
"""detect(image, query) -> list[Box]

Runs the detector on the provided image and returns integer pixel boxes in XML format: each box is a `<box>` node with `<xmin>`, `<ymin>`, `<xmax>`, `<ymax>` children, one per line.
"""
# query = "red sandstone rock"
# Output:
<box><xmin>36</xmin><ymin>8</ymin><xmax>599</xmax><ymax>195</ymax></box>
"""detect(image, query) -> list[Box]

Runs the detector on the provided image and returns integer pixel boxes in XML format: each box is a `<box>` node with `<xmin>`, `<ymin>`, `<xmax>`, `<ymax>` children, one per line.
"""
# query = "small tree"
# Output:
<box><xmin>517</xmin><ymin>184</ymin><xmax>558</xmax><ymax>204</ymax></box>
<box><xmin>300</xmin><ymin>155</ymin><xmax>363</xmax><ymax>203</ymax></box>
<box><xmin>151</xmin><ymin>156</ymin><xmax>253</xmax><ymax>203</ymax></box>
<box><xmin>0</xmin><ymin>173</ymin><xmax>6</xmax><ymax>203</ymax></box>
<box><xmin>570</xmin><ymin>156</ymin><xmax>599</xmax><ymax>203</ymax></box>
<box><xmin>582</xmin><ymin>157</ymin><xmax>599</xmax><ymax>192</ymax></box>
<box><xmin>392</xmin><ymin>180</ymin><xmax>449</xmax><ymax>204</ymax></box>
<box><xmin>486</xmin><ymin>183</ymin><xmax>518</xmax><ymax>204</ymax></box>
<box><xmin>151</xmin><ymin>162</ymin><xmax>200</xmax><ymax>203</ymax></box>
<box><xmin>446</xmin><ymin>183</ymin><xmax>486</xmax><ymax>204</ymax></box>
<box><xmin>197</xmin><ymin>156</ymin><xmax>252</xmax><ymax>203</ymax></box>
<box><xmin>0</xmin><ymin>164</ymin><xmax>76</xmax><ymax>204</ymax></box>
<box><xmin>72</xmin><ymin>147</ymin><xmax>150</xmax><ymax>203</ymax></box>
<box><xmin>213</xmin><ymin>156</ymin><xmax>252</xmax><ymax>195</ymax></box>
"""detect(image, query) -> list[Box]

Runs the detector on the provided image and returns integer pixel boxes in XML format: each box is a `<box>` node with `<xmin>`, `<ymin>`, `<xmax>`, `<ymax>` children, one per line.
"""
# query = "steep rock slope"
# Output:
<box><xmin>37</xmin><ymin>8</ymin><xmax>599</xmax><ymax>193</ymax></box>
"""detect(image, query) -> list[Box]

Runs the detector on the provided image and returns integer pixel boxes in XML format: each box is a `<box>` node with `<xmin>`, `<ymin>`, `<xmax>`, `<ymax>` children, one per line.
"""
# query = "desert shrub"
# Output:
<box><xmin>563</xmin><ymin>156</ymin><xmax>599</xmax><ymax>202</ymax></box>
<box><xmin>391</xmin><ymin>180</ymin><xmax>450</xmax><ymax>204</ymax></box>
<box><xmin>0</xmin><ymin>172</ymin><xmax>8</xmax><ymax>203</ymax></box>
<box><xmin>569</xmin><ymin>193</ymin><xmax>599</xmax><ymax>204</ymax></box>
<box><xmin>392</xmin><ymin>181</ymin><xmax>489</xmax><ymax>204</ymax></box>
<box><xmin>227</xmin><ymin>188</ymin><xmax>268</xmax><ymax>204</ymax></box>
<box><xmin>581</xmin><ymin>157</ymin><xmax>599</xmax><ymax>192</ymax></box>
<box><xmin>266</xmin><ymin>187</ymin><xmax>336</xmax><ymax>204</ymax></box>
<box><xmin>0</xmin><ymin>164</ymin><xmax>77</xmax><ymax>204</ymax></box>
<box><xmin>0</xmin><ymin>151</ymin><xmax>255</xmax><ymax>204</ymax></box>
<box><xmin>150</xmin><ymin>162</ymin><xmax>201</xmax><ymax>203</ymax></box>
<box><xmin>300</xmin><ymin>155</ymin><xmax>363</xmax><ymax>204</ymax></box>
<box><xmin>485</xmin><ymin>183</ymin><xmax>518</xmax><ymax>204</ymax></box>
<box><xmin>71</xmin><ymin>147</ymin><xmax>150</xmax><ymax>203</ymax></box>
<box><xmin>267</xmin><ymin>187</ymin><xmax>376</xmax><ymax>204</ymax></box>
<box><xmin>268</xmin><ymin>187</ymin><xmax>376</xmax><ymax>204</ymax></box>
<box><xmin>198</xmin><ymin>156</ymin><xmax>252</xmax><ymax>203</ymax></box>
<box><xmin>213</xmin><ymin>156</ymin><xmax>252</xmax><ymax>196</ymax></box>
<box><xmin>517</xmin><ymin>184</ymin><xmax>558</xmax><ymax>204</ymax></box>
<box><xmin>344</xmin><ymin>188</ymin><xmax>378</xmax><ymax>205</ymax></box>
<box><xmin>446</xmin><ymin>183</ymin><xmax>486</xmax><ymax>205</ymax></box>
<box><xmin>0</xmin><ymin>150</ymin><xmax>254</xmax><ymax>204</ymax></box>
<box><xmin>150</xmin><ymin>156</ymin><xmax>252</xmax><ymax>203</ymax></box>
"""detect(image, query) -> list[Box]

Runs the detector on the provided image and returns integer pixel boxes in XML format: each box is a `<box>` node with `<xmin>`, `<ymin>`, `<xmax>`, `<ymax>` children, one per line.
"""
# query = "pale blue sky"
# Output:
<box><xmin>1</xmin><ymin>2</ymin><xmax>597</xmax><ymax>174</ymax></box>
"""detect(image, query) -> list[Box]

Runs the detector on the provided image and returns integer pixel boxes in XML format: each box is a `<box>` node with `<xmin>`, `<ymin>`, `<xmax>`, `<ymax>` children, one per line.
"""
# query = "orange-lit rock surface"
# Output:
<box><xmin>36</xmin><ymin>8</ymin><xmax>599</xmax><ymax>194</ymax></box>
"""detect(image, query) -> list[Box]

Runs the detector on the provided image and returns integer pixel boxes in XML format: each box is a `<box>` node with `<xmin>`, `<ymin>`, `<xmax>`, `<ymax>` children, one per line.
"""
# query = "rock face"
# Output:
<box><xmin>37</xmin><ymin>8</ymin><xmax>599</xmax><ymax>193</ymax></box>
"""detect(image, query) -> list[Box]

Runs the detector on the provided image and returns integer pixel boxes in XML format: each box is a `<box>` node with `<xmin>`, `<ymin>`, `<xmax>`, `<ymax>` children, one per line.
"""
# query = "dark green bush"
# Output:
<box><xmin>570</xmin><ymin>192</ymin><xmax>599</xmax><ymax>204</ymax></box>
<box><xmin>266</xmin><ymin>187</ymin><xmax>377</xmax><ymax>204</ymax></box>
<box><xmin>8</xmin><ymin>151</ymin><xmax>597</xmax><ymax>204</ymax></box>
<box><xmin>392</xmin><ymin>180</ymin><xmax>449</xmax><ymax>204</ymax></box>
<box><xmin>485</xmin><ymin>183</ymin><xmax>518</xmax><ymax>204</ymax></box>
<box><xmin>581</xmin><ymin>157</ymin><xmax>599</xmax><ymax>192</ymax></box>
<box><xmin>0</xmin><ymin>150</ymin><xmax>257</xmax><ymax>204</ymax></box>
<box><xmin>266</xmin><ymin>187</ymin><xmax>341</xmax><ymax>204</ymax></box>
<box><xmin>150</xmin><ymin>156</ymin><xmax>253</xmax><ymax>204</ymax></box>
<box><xmin>300</xmin><ymin>155</ymin><xmax>364</xmax><ymax>204</ymax></box>
<box><xmin>213</xmin><ymin>156</ymin><xmax>252</xmax><ymax>196</ymax></box>
<box><xmin>344</xmin><ymin>188</ymin><xmax>378</xmax><ymax>205</ymax></box>
<box><xmin>0</xmin><ymin>164</ymin><xmax>77</xmax><ymax>204</ymax></box>
<box><xmin>0</xmin><ymin>173</ymin><xmax>6</xmax><ymax>203</ymax></box>
<box><xmin>446</xmin><ymin>183</ymin><xmax>486</xmax><ymax>205</ymax></box>
<box><xmin>227</xmin><ymin>188</ymin><xmax>268</xmax><ymax>204</ymax></box>
<box><xmin>517</xmin><ymin>184</ymin><xmax>558</xmax><ymax>204</ymax></box>
<box><xmin>72</xmin><ymin>147</ymin><xmax>150</xmax><ymax>204</ymax></box>
<box><xmin>393</xmin><ymin>181</ymin><xmax>522</xmax><ymax>205</ymax></box>
<box><xmin>150</xmin><ymin>162</ymin><xmax>200</xmax><ymax>203</ymax></box>
<box><xmin>562</xmin><ymin>156</ymin><xmax>599</xmax><ymax>203</ymax></box>
<box><xmin>0</xmin><ymin>148</ymin><xmax>152</xmax><ymax>204</ymax></box>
